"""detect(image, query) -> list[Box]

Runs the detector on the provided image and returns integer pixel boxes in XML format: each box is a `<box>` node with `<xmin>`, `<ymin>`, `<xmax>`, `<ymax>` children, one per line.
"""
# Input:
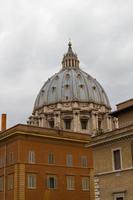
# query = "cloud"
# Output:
<box><xmin>0</xmin><ymin>0</ymin><xmax>133</xmax><ymax>128</ymax></box>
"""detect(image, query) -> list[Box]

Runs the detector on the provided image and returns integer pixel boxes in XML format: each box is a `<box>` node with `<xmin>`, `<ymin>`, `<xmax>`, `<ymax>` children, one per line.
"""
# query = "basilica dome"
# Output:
<box><xmin>28</xmin><ymin>42</ymin><xmax>117</xmax><ymax>134</ymax></box>
<box><xmin>34</xmin><ymin>42</ymin><xmax>110</xmax><ymax>112</ymax></box>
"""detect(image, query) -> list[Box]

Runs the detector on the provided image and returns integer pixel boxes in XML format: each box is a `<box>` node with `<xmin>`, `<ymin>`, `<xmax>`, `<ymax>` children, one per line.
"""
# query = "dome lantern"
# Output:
<box><xmin>62</xmin><ymin>42</ymin><xmax>79</xmax><ymax>69</ymax></box>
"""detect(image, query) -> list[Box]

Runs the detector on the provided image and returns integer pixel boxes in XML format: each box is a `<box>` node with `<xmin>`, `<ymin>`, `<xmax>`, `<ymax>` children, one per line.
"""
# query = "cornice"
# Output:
<box><xmin>0</xmin><ymin>124</ymin><xmax>91</xmax><ymax>144</ymax></box>
<box><xmin>86</xmin><ymin>124</ymin><xmax>133</xmax><ymax>147</ymax></box>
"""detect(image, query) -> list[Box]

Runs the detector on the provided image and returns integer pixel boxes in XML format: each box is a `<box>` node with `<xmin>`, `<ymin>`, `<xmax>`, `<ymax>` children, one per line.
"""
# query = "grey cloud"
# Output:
<box><xmin>0</xmin><ymin>0</ymin><xmax>133</xmax><ymax>128</ymax></box>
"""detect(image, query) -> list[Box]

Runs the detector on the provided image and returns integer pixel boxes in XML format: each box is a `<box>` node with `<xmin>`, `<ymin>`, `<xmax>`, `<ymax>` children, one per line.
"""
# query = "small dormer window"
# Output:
<box><xmin>77</xmin><ymin>74</ymin><xmax>81</xmax><ymax>78</ymax></box>
<box><xmin>80</xmin><ymin>84</ymin><xmax>84</xmax><ymax>89</ymax></box>
<box><xmin>66</xmin><ymin>73</ymin><xmax>70</xmax><ymax>79</ymax></box>
<box><xmin>52</xmin><ymin>86</ymin><xmax>56</xmax><ymax>92</ymax></box>
<box><xmin>41</xmin><ymin>90</ymin><xmax>45</xmax><ymax>93</ymax></box>
<box><xmin>65</xmin><ymin>84</ymin><xmax>69</xmax><ymax>88</ymax></box>
<box><xmin>92</xmin><ymin>86</ymin><xmax>96</xmax><ymax>90</ymax></box>
<box><xmin>55</xmin><ymin>75</ymin><xmax>59</xmax><ymax>80</ymax></box>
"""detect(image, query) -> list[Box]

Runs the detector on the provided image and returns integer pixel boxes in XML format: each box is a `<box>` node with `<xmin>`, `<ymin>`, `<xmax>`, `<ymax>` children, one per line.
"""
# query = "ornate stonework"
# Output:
<box><xmin>27</xmin><ymin>42</ymin><xmax>118</xmax><ymax>135</ymax></box>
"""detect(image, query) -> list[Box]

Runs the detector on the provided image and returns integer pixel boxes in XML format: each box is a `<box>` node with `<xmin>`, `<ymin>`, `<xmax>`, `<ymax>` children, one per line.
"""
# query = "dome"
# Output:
<box><xmin>33</xmin><ymin>42</ymin><xmax>110</xmax><ymax>112</ymax></box>
<box><xmin>28</xmin><ymin>42</ymin><xmax>118</xmax><ymax>134</ymax></box>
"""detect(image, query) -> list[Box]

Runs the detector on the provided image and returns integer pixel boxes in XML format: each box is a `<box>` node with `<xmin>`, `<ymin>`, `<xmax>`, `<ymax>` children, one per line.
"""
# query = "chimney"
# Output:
<box><xmin>1</xmin><ymin>114</ymin><xmax>7</xmax><ymax>131</ymax></box>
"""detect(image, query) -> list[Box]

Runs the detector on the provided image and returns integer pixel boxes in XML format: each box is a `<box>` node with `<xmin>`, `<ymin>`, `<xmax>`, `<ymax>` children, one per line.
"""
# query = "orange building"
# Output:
<box><xmin>0</xmin><ymin>124</ymin><xmax>94</xmax><ymax>200</ymax></box>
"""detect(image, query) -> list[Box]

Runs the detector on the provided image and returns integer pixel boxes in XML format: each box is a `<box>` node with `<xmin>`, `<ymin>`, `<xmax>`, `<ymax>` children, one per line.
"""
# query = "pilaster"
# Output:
<box><xmin>14</xmin><ymin>164</ymin><xmax>25</xmax><ymax>200</ymax></box>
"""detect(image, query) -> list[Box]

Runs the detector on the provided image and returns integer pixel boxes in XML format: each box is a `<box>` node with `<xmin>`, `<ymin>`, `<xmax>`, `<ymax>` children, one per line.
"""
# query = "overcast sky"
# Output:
<box><xmin>0</xmin><ymin>0</ymin><xmax>133</xmax><ymax>128</ymax></box>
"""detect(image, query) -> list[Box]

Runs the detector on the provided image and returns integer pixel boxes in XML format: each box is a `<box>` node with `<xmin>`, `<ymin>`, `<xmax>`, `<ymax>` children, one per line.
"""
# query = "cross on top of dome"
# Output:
<box><xmin>62</xmin><ymin>41</ymin><xmax>80</xmax><ymax>69</ymax></box>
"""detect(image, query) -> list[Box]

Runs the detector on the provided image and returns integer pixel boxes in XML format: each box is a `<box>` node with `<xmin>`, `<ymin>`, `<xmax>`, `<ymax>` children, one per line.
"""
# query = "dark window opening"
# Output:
<box><xmin>64</xmin><ymin>119</ymin><xmax>71</xmax><ymax>129</ymax></box>
<box><xmin>49</xmin><ymin>177</ymin><xmax>55</xmax><ymax>188</ymax></box>
<box><xmin>72</xmin><ymin>60</ymin><xmax>74</xmax><ymax>66</ymax></box>
<box><xmin>65</xmin><ymin>84</ymin><xmax>69</xmax><ymax>88</ymax></box>
<box><xmin>49</xmin><ymin>120</ymin><xmax>54</xmax><ymax>128</ymax></box>
<box><xmin>113</xmin><ymin>149</ymin><xmax>121</xmax><ymax>170</ymax></box>
<box><xmin>80</xmin><ymin>119</ymin><xmax>88</xmax><ymax>130</ymax></box>
<box><xmin>98</xmin><ymin>119</ymin><xmax>102</xmax><ymax>129</ymax></box>
<box><xmin>48</xmin><ymin>177</ymin><xmax>56</xmax><ymax>189</ymax></box>
<box><xmin>116</xmin><ymin>198</ymin><xmax>123</xmax><ymax>200</ymax></box>
<box><xmin>80</xmin><ymin>84</ymin><xmax>84</xmax><ymax>88</ymax></box>
<box><xmin>52</xmin><ymin>86</ymin><xmax>56</xmax><ymax>92</ymax></box>
<box><xmin>69</xmin><ymin>59</ymin><xmax>71</xmax><ymax>67</ymax></box>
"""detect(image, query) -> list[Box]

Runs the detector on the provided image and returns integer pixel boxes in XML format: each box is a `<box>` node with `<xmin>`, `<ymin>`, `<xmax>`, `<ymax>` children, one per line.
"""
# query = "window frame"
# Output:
<box><xmin>114</xmin><ymin>192</ymin><xmax>125</xmax><ymax>200</ymax></box>
<box><xmin>28</xmin><ymin>150</ymin><xmax>35</xmax><ymax>164</ymax></box>
<box><xmin>66</xmin><ymin>176</ymin><xmax>75</xmax><ymax>190</ymax></box>
<box><xmin>7</xmin><ymin>174</ymin><xmax>14</xmax><ymax>190</ymax></box>
<box><xmin>81</xmin><ymin>156</ymin><xmax>88</xmax><ymax>168</ymax></box>
<box><xmin>112</xmin><ymin>148</ymin><xmax>122</xmax><ymax>171</ymax></box>
<box><xmin>0</xmin><ymin>176</ymin><xmax>4</xmax><ymax>192</ymax></box>
<box><xmin>48</xmin><ymin>152</ymin><xmax>55</xmax><ymax>165</ymax></box>
<box><xmin>80</xmin><ymin>119</ymin><xmax>88</xmax><ymax>130</ymax></box>
<box><xmin>47</xmin><ymin>175</ymin><xmax>57</xmax><ymax>189</ymax></box>
<box><xmin>8</xmin><ymin>152</ymin><xmax>14</xmax><ymax>164</ymax></box>
<box><xmin>49</xmin><ymin>120</ymin><xmax>54</xmax><ymax>128</ymax></box>
<box><xmin>27</xmin><ymin>173</ymin><xmax>37</xmax><ymax>189</ymax></box>
<box><xmin>66</xmin><ymin>154</ymin><xmax>73</xmax><ymax>167</ymax></box>
<box><xmin>64</xmin><ymin>119</ymin><xmax>71</xmax><ymax>130</ymax></box>
<box><xmin>81</xmin><ymin>177</ymin><xmax>89</xmax><ymax>191</ymax></box>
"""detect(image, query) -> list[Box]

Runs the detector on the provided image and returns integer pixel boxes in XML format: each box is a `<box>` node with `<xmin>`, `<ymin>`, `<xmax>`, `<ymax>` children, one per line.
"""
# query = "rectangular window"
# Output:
<box><xmin>47</xmin><ymin>175</ymin><xmax>57</xmax><ymax>189</ymax></box>
<box><xmin>0</xmin><ymin>157</ymin><xmax>4</xmax><ymax>168</ymax></box>
<box><xmin>114</xmin><ymin>192</ymin><xmax>125</xmax><ymax>200</ymax></box>
<box><xmin>64</xmin><ymin>119</ymin><xmax>71</xmax><ymax>129</ymax></box>
<box><xmin>82</xmin><ymin>177</ymin><xmax>89</xmax><ymax>191</ymax></box>
<box><xmin>27</xmin><ymin>174</ymin><xmax>36</xmax><ymax>189</ymax></box>
<box><xmin>7</xmin><ymin>174</ymin><xmax>14</xmax><ymax>190</ymax></box>
<box><xmin>98</xmin><ymin>119</ymin><xmax>102</xmax><ymax>129</ymax></box>
<box><xmin>113</xmin><ymin>149</ymin><xmax>122</xmax><ymax>170</ymax></box>
<box><xmin>66</xmin><ymin>154</ymin><xmax>73</xmax><ymax>167</ymax></box>
<box><xmin>66</xmin><ymin>176</ymin><xmax>75</xmax><ymax>190</ymax></box>
<box><xmin>8</xmin><ymin>152</ymin><xmax>14</xmax><ymax>164</ymax></box>
<box><xmin>28</xmin><ymin>151</ymin><xmax>35</xmax><ymax>164</ymax></box>
<box><xmin>81</xmin><ymin>156</ymin><xmax>88</xmax><ymax>168</ymax></box>
<box><xmin>80</xmin><ymin>119</ymin><xmax>88</xmax><ymax>130</ymax></box>
<box><xmin>48</xmin><ymin>153</ymin><xmax>55</xmax><ymax>164</ymax></box>
<box><xmin>0</xmin><ymin>176</ymin><xmax>4</xmax><ymax>192</ymax></box>
<box><xmin>49</xmin><ymin>120</ymin><xmax>54</xmax><ymax>128</ymax></box>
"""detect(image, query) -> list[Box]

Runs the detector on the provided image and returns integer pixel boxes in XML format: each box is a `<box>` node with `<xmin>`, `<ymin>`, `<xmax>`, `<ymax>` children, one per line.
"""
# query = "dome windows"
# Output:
<box><xmin>66</xmin><ymin>73</ymin><xmax>70</xmax><ymax>79</ymax></box>
<box><xmin>92</xmin><ymin>86</ymin><xmax>96</xmax><ymax>90</ymax></box>
<box><xmin>55</xmin><ymin>75</ymin><xmax>59</xmax><ymax>80</ymax></box>
<box><xmin>52</xmin><ymin>86</ymin><xmax>56</xmax><ymax>92</ymax></box>
<box><xmin>77</xmin><ymin>73</ymin><xmax>81</xmax><ymax>78</ymax></box>
<box><xmin>65</xmin><ymin>84</ymin><xmax>69</xmax><ymax>88</ymax></box>
<box><xmin>41</xmin><ymin>89</ymin><xmax>45</xmax><ymax>93</ymax></box>
<box><xmin>79</xmin><ymin>84</ymin><xmax>84</xmax><ymax>89</ymax></box>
